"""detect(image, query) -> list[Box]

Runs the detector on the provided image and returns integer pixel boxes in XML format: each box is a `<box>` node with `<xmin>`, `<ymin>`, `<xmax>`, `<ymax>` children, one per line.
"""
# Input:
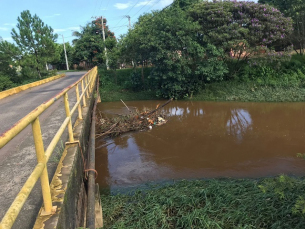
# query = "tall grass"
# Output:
<box><xmin>101</xmin><ymin>178</ymin><xmax>305</xmax><ymax>228</ymax></box>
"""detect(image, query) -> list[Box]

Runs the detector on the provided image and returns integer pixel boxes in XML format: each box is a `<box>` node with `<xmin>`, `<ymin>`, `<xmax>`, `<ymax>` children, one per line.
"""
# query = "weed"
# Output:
<box><xmin>101</xmin><ymin>178</ymin><xmax>305</xmax><ymax>228</ymax></box>
<box><xmin>50</xmin><ymin>140</ymin><xmax>65</xmax><ymax>163</ymax></box>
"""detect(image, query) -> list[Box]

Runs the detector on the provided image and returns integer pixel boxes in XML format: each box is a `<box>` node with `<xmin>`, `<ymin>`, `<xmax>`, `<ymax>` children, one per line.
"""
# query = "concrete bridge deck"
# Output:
<box><xmin>0</xmin><ymin>72</ymin><xmax>86</xmax><ymax>229</ymax></box>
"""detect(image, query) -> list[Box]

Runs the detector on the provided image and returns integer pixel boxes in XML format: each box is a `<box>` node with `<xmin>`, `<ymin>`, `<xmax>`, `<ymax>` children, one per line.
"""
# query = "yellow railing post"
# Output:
<box><xmin>64</xmin><ymin>93</ymin><xmax>74</xmax><ymax>142</ymax></box>
<box><xmin>88</xmin><ymin>74</ymin><xmax>92</xmax><ymax>94</ymax></box>
<box><xmin>75</xmin><ymin>84</ymin><xmax>82</xmax><ymax>120</ymax></box>
<box><xmin>85</xmin><ymin>76</ymin><xmax>89</xmax><ymax>98</ymax></box>
<box><xmin>31</xmin><ymin>117</ymin><xmax>53</xmax><ymax>214</ymax></box>
<box><xmin>81</xmin><ymin>79</ymin><xmax>87</xmax><ymax>107</ymax></box>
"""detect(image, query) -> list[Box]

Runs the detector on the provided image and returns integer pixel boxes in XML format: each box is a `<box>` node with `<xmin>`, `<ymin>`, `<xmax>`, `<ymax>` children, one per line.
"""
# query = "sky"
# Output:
<box><xmin>0</xmin><ymin>0</ymin><xmax>174</xmax><ymax>44</ymax></box>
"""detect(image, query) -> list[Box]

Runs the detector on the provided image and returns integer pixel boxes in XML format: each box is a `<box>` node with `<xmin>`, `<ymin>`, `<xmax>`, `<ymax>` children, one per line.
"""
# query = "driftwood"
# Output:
<box><xmin>146</xmin><ymin>98</ymin><xmax>173</xmax><ymax>116</ymax></box>
<box><xmin>120</xmin><ymin>99</ymin><xmax>131</xmax><ymax>112</ymax></box>
<box><xmin>96</xmin><ymin>99</ymin><xmax>173</xmax><ymax>139</ymax></box>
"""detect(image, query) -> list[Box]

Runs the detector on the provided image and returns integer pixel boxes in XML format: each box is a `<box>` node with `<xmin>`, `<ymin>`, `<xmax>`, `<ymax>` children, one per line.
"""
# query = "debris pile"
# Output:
<box><xmin>96</xmin><ymin>99</ymin><xmax>172</xmax><ymax>139</ymax></box>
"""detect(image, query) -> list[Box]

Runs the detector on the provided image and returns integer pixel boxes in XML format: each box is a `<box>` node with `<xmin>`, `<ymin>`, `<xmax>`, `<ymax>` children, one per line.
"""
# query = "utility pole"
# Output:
<box><xmin>124</xmin><ymin>15</ymin><xmax>134</xmax><ymax>67</ymax></box>
<box><xmin>125</xmin><ymin>15</ymin><xmax>131</xmax><ymax>30</ymax></box>
<box><xmin>101</xmin><ymin>16</ymin><xmax>109</xmax><ymax>70</ymax></box>
<box><xmin>61</xmin><ymin>35</ymin><xmax>69</xmax><ymax>70</ymax></box>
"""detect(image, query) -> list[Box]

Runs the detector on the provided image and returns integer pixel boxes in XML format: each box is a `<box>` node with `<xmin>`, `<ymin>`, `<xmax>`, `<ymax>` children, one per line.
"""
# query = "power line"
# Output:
<box><xmin>97</xmin><ymin>0</ymin><xmax>104</xmax><ymax>15</ymax></box>
<box><xmin>125</xmin><ymin>0</ymin><xmax>143</xmax><ymax>15</ymax></box>
<box><xmin>116</xmin><ymin>1</ymin><xmax>173</xmax><ymax>35</ymax></box>
<box><xmin>112</xmin><ymin>0</ymin><xmax>143</xmax><ymax>28</ymax></box>
<box><xmin>92</xmin><ymin>0</ymin><xmax>100</xmax><ymax>17</ymax></box>
<box><xmin>130</xmin><ymin>0</ymin><xmax>154</xmax><ymax>18</ymax></box>
<box><xmin>105</xmin><ymin>0</ymin><xmax>111</xmax><ymax>8</ymax></box>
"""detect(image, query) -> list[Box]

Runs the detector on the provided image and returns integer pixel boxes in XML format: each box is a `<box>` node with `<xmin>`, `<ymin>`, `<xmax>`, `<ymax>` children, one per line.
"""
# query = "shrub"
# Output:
<box><xmin>0</xmin><ymin>75</ymin><xmax>15</xmax><ymax>91</ymax></box>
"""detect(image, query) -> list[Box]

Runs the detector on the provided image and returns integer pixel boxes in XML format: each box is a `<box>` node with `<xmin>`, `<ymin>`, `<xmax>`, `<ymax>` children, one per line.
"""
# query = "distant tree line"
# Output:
<box><xmin>0</xmin><ymin>10</ymin><xmax>115</xmax><ymax>91</ymax></box>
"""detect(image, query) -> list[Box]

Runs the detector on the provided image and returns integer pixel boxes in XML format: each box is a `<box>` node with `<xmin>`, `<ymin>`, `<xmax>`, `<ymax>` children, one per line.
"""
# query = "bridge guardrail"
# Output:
<box><xmin>0</xmin><ymin>66</ymin><xmax>98</xmax><ymax>229</ymax></box>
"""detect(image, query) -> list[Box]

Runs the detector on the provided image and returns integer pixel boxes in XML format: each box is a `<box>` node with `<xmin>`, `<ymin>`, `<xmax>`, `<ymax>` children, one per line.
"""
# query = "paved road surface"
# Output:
<box><xmin>0</xmin><ymin>71</ymin><xmax>86</xmax><ymax>229</ymax></box>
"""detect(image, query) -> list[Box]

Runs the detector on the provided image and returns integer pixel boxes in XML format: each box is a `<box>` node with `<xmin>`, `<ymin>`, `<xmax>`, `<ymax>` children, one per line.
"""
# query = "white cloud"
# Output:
<box><xmin>54</xmin><ymin>26</ymin><xmax>80</xmax><ymax>33</ymax></box>
<box><xmin>114</xmin><ymin>2</ymin><xmax>131</xmax><ymax>10</ymax></box>
<box><xmin>68</xmin><ymin>26</ymin><xmax>80</xmax><ymax>30</ymax></box>
<box><xmin>54</xmin><ymin>29</ymin><xmax>66</xmax><ymax>33</ymax></box>
<box><xmin>3</xmin><ymin>23</ymin><xmax>15</xmax><ymax>26</ymax></box>
<box><xmin>45</xmin><ymin>13</ymin><xmax>61</xmax><ymax>18</ymax></box>
<box><xmin>135</xmin><ymin>1</ymin><xmax>154</xmax><ymax>7</ymax></box>
<box><xmin>3</xmin><ymin>37</ymin><xmax>13</xmax><ymax>41</ymax></box>
<box><xmin>0</xmin><ymin>27</ymin><xmax>8</xmax><ymax>31</ymax></box>
<box><xmin>135</xmin><ymin>0</ymin><xmax>173</xmax><ymax>9</ymax></box>
<box><xmin>101</xmin><ymin>8</ymin><xmax>108</xmax><ymax>11</ymax></box>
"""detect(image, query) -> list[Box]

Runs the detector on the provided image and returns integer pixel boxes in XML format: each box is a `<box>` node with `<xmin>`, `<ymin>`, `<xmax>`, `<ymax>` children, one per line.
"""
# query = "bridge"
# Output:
<box><xmin>0</xmin><ymin>68</ymin><xmax>102</xmax><ymax>229</ymax></box>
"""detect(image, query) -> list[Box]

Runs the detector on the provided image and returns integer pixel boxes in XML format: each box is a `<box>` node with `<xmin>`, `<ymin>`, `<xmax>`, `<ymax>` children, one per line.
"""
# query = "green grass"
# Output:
<box><xmin>190</xmin><ymin>81</ymin><xmax>305</xmax><ymax>102</ymax></box>
<box><xmin>101</xmin><ymin>177</ymin><xmax>305</xmax><ymax>229</ymax></box>
<box><xmin>99</xmin><ymin>82</ymin><xmax>157</xmax><ymax>102</ymax></box>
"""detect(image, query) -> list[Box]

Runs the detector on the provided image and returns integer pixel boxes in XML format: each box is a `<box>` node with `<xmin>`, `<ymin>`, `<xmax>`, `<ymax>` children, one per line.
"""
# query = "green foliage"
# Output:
<box><xmin>0</xmin><ymin>40</ymin><xmax>21</xmax><ymax>83</ymax></box>
<box><xmin>259</xmin><ymin>175</ymin><xmax>305</xmax><ymax>216</ymax></box>
<box><xmin>72</xmin><ymin>17</ymin><xmax>116</xmax><ymax>66</ymax></box>
<box><xmin>117</xmin><ymin>1</ymin><xmax>295</xmax><ymax>99</ymax></box>
<box><xmin>11</xmin><ymin>10</ymin><xmax>57</xmax><ymax>78</ymax></box>
<box><xmin>51</xmin><ymin>42</ymin><xmax>75</xmax><ymax>70</ymax></box>
<box><xmin>99</xmin><ymin>67</ymin><xmax>156</xmax><ymax>102</ymax></box>
<box><xmin>0</xmin><ymin>75</ymin><xmax>15</xmax><ymax>91</ymax></box>
<box><xmin>190</xmin><ymin>79</ymin><xmax>305</xmax><ymax>102</ymax></box>
<box><xmin>102</xmin><ymin>178</ymin><xmax>305</xmax><ymax>228</ymax></box>
<box><xmin>259</xmin><ymin>175</ymin><xmax>296</xmax><ymax>199</ymax></box>
<box><xmin>122</xmin><ymin>7</ymin><xmax>228</xmax><ymax>99</ymax></box>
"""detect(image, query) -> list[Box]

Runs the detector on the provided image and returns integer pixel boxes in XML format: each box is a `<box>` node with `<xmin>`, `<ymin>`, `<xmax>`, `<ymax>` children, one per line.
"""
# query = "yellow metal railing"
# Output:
<box><xmin>0</xmin><ymin>67</ymin><xmax>98</xmax><ymax>229</ymax></box>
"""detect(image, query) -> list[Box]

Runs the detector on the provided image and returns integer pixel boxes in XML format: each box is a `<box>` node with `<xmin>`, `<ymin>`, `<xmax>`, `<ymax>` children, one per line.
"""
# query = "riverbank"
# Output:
<box><xmin>99</xmin><ymin>81</ymin><xmax>305</xmax><ymax>102</ymax></box>
<box><xmin>101</xmin><ymin>177</ymin><xmax>305</xmax><ymax>228</ymax></box>
<box><xmin>191</xmin><ymin>81</ymin><xmax>305</xmax><ymax>102</ymax></box>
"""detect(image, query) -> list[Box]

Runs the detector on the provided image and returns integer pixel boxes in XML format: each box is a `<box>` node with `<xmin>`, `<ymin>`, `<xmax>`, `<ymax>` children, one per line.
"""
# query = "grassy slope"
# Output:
<box><xmin>102</xmin><ymin>178</ymin><xmax>305</xmax><ymax>229</ymax></box>
<box><xmin>100</xmin><ymin>82</ymin><xmax>305</xmax><ymax>103</ymax></box>
<box><xmin>99</xmin><ymin>86</ymin><xmax>157</xmax><ymax>102</ymax></box>
<box><xmin>191</xmin><ymin>82</ymin><xmax>305</xmax><ymax>102</ymax></box>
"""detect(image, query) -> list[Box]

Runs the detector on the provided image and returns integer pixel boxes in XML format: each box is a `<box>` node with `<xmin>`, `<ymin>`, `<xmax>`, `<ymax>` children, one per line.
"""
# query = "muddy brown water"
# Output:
<box><xmin>96</xmin><ymin>101</ymin><xmax>305</xmax><ymax>191</ymax></box>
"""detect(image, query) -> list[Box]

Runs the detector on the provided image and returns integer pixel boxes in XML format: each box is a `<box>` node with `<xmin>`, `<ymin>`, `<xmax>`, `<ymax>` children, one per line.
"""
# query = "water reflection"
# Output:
<box><xmin>168</xmin><ymin>106</ymin><xmax>204</xmax><ymax>117</ymax></box>
<box><xmin>227</xmin><ymin>109</ymin><xmax>252</xmax><ymax>142</ymax></box>
<box><xmin>96</xmin><ymin>101</ymin><xmax>305</xmax><ymax>190</ymax></box>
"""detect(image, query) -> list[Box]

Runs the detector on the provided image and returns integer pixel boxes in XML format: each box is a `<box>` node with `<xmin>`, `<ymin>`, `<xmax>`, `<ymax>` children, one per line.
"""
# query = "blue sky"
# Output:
<box><xmin>0</xmin><ymin>0</ymin><xmax>173</xmax><ymax>44</ymax></box>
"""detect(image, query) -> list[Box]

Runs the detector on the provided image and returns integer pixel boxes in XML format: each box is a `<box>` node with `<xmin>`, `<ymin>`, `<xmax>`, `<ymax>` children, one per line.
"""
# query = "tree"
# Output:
<box><xmin>0</xmin><ymin>41</ymin><xmax>22</xmax><ymax>91</ymax></box>
<box><xmin>120</xmin><ymin>6</ymin><xmax>228</xmax><ymax>99</ymax></box>
<box><xmin>51</xmin><ymin>42</ymin><xmax>75</xmax><ymax>70</ymax></box>
<box><xmin>0</xmin><ymin>41</ymin><xmax>21</xmax><ymax>81</ymax></box>
<box><xmin>72</xmin><ymin>17</ymin><xmax>115</xmax><ymax>67</ymax></box>
<box><xmin>189</xmin><ymin>1</ymin><xmax>293</xmax><ymax>61</ymax></box>
<box><xmin>11</xmin><ymin>10</ymin><xmax>57</xmax><ymax>78</ymax></box>
<box><xmin>258</xmin><ymin>0</ymin><xmax>305</xmax><ymax>55</ymax></box>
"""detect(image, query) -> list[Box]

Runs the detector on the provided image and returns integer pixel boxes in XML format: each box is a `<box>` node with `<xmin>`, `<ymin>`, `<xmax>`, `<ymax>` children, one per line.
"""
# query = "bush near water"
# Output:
<box><xmin>99</xmin><ymin>53</ymin><xmax>305</xmax><ymax>102</ymax></box>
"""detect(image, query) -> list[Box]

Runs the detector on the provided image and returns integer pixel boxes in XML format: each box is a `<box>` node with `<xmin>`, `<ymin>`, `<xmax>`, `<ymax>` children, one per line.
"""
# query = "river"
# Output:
<box><xmin>96</xmin><ymin>101</ymin><xmax>305</xmax><ymax>191</ymax></box>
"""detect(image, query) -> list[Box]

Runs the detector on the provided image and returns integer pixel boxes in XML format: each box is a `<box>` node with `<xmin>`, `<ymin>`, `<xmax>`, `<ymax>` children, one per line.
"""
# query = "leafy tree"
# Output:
<box><xmin>11</xmin><ymin>10</ymin><xmax>57</xmax><ymax>78</ymax></box>
<box><xmin>72</xmin><ymin>17</ymin><xmax>115</xmax><ymax>67</ymax></box>
<box><xmin>259</xmin><ymin>0</ymin><xmax>305</xmax><ymax>55</ymax></box>
<box><xmin>189</xmin><ymin>1</ymin><xmax>293</xmax><ymax>61</ymax></box>
<box><xmin>121</xmin><ymin>6</ymin><xmax>228</xmax><ymax>99</ymax></box>
<box><xmin>0</xmin><ymin>41</ymin><xmax>21</xmax><ymax>84</ymax></box>
<box><xmin>51</xmin><ymin>42</ymin><xmax>75</xmax><ymax>70</ymax></box>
